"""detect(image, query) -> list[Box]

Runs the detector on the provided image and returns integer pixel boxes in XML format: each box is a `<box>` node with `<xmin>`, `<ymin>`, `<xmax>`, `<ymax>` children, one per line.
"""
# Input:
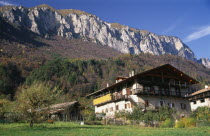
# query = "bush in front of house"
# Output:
<box><xmin>190</xmin><ymin>106</ymin><xmax>210</xmax><ymax>120</ymax></box>
<box><xmin>185</xmin><ymin>118</ymin><xmax>196</xmax><ymax>127</ymax></box>
<box><xmin>126</xmin><ymin>106</ymin><xmax>176</xmax><ymax>121</ymax></box>
<box><xmin>160</xmin><ymin>118</ymin><xmax>175</xmax><ymax>128</ymax></box>
<box><xmin>81</xmin><ymin>107</ymin><xmax>96</xmax><ymax>122</ymax></box>
<box><xmin>175</xmin><ymin>117</ymin><xmax>196</xmax><ymax>128</ymax></box>
<box><xmin>196</xmin><ymin>120</ymin><xmax>210</xmax><ymax>127</ymax></box>
<box><xmin>190</xmin><ymin>106</ymin><xmax>210</xmax><ymax>127</ymax></box>
<box><xmin>175</xmin><ymin>118</ymin><xmax>185</xmax><ymax>128</ymax></box>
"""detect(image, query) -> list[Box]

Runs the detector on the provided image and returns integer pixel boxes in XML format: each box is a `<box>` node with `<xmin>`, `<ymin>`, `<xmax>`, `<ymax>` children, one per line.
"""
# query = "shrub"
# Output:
<box><xmin>158</xmin><ymin>107</ymin><xmax>176</xmax><ymax>121</ymax></box>
<box><xmin>190</xmin><ymin>107</ymin><xmax>210</xmax><ymax>127</ymax></box>
<box><xmin>196</xmin><ymin>120</ymin><xmax>210</xmax><ymax>127</ymax></box>
<box><xmin>185</xmin><ymin>118</ymin><xmax>196</xmax><ymax>128</ymax></box>
<box><xmin>190</xmin><ymin>106</ymin><xmax>210</xmax><ymax>121</ymax></box>
<box><xmin>175</xmin><ymin>118</ymin><xmax>185</xmax><ymax>128</ymax></box>
<box><xmin>175</xmin><ymin>117</ymin><xmax>196</xmax><ymax>128</ymax></box>
<box><xmin>81</xmin><ymin>108</ymin><xmax>96</xmax><ymax>121</ymax></box>
<box><xmin>0</xmin><ymin>99</ymin><xmax>11</xmax><ymax>119</ymax></box>
<box><xmin>160</xmin><ymin>118</ymin><xmax>175</xmax><ymax>128</ymax></box>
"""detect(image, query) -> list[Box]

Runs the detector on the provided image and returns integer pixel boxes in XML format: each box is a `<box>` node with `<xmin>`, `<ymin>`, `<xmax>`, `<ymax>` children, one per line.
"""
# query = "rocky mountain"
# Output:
<box><xmin>198</xmin><ymin>58</ymin><xmax>210</xmax><ymax>69</ymax></box>
<box><xmin>0</xmin><ymin>13</ymin><xmax>121</xmax><ymax>59</ymax></box>
<box><xmin>0</xmin><ymin>5</ymin><xmax>196</xmax><ymax>60</ymax></box>
<box><xmin>0</xmin><ymin>4</ymin><xmax>210</xmax><ymax>68</ymax></box>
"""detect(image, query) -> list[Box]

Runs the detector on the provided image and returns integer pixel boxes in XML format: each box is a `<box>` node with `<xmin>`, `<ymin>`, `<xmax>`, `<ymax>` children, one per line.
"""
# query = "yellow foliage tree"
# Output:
<box><xmin>17</xmin><ymin>82</ymin><xmax>60</xmax><ymax>127</ymax></box>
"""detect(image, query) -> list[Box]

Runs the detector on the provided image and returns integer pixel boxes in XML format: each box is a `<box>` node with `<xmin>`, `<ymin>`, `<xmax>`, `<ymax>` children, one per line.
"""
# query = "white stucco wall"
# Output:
<box><xmin>95</xmin><ymin>95</ymin><xmax>191</xmax><ymax>117</ymax></box>
<box><xmin>190</xmin><ymin>98</ymin><xmax>210</xmax><ymax>111</ymax></box>
<box><xmin>95</xmin><ymin>100</ymin><xmax>132</xmax><ymax>117</ymax></box>
<box><xmin>137</xmin><ymin>96</ymin><xmax>191</xmax><ymax>113</ymax></box>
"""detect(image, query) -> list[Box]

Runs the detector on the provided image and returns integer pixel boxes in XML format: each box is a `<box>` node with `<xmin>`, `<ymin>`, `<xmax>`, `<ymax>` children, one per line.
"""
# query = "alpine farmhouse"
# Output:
<box><xmin>87</xmin><ymin>64</ymin><xmax>199</xmax><ymax>118</ymax></box>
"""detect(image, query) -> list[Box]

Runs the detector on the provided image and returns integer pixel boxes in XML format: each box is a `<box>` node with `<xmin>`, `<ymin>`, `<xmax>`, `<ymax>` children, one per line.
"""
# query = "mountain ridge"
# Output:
<box><xmin>0</xmin><ymin>4</ymin><xmax>209</xmax><ymax>68</ymax></box>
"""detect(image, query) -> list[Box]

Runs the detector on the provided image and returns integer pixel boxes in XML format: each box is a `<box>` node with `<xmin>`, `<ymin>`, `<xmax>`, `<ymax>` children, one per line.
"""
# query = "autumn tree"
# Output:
<box><xmin>17</xmin><ymin>82</ymin><xmax>60</xmax><ymax>127</ymax></box>
<box><xmin>0</xmin><ymin>99</ymin><xmax>11</xmax><ymax>120</ymax></box>
<box><xmin>81</xmin><ymin>107</ymin><xmax>95</xmax><ymax>121</ymax></box>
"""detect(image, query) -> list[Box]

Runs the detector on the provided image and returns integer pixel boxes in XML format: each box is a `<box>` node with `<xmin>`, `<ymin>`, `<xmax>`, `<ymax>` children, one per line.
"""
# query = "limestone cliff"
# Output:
<box><xmin>0</xmin><ymin>5</ymin><xmax>197</xmax><ymax>61</ymax></box>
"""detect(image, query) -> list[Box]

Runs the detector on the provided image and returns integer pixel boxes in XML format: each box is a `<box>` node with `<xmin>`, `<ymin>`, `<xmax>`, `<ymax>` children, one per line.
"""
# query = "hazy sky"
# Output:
<box><xmin>0</xmin><ymin>0</ymin><xmax>210</xmax><ymax>59</ymax></box>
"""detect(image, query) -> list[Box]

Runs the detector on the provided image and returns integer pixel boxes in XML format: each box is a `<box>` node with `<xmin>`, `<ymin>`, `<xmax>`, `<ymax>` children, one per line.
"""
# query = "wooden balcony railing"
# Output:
<box><xmin>93</xmin><ymin>94</ymin><xmax>112</xmax><ymax>106</ymax></box>
<box><xmin>113</xmin><ymin>94</ymin><xmax>128</xmax><ymax>100</ymax></box>
<box><xmin>93</xmin><ymin>93</ymin><xmax>129</xmax><ymax>106</ymax></box>
<box><xmin>132</xmin><ymin>88</ymin><xmax>189</xmax><ymax>97</ymax></box>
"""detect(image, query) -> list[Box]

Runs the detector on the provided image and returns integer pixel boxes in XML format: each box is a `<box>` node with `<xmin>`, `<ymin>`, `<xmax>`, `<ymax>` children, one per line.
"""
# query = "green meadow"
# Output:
<box><xmin>0</xmin><ymin>122</ymin><xmax>209</xmax><ymax>136</ymax></box>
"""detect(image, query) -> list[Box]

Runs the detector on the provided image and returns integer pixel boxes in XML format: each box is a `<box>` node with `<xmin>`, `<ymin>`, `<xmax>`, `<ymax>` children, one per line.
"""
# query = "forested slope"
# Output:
<box><xmin>1</xmin><ymin>54</ymin><xmax>209</xmax><ymax>100</ymax></box>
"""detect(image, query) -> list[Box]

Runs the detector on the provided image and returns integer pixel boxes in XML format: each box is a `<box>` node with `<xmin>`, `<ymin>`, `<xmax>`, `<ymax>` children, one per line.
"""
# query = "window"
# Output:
<box><xmin>172</xmin><ymin>103</ymin><xmax>175</xmax><ymax>108</ymax></box>
<box><xmin>160</xmin><ymin>101</ymin><xmax>164</xmax><ymax>106</ymax></box>
<box><xmin>110</xmin><ymin>107</ymin><xmax>113</xmax><ymax>112</ymax></box>
<box><xmin>171</xmin><ymin>87</ymin><xmax>176</xmax><ymax>95</ymax></box>
<box><xmin>127</xmin><ymin>103</ymin><xmax>131</xmax><ymax>108</ymax></box>
<box><xmin>144</xmin><ymin>87</ymin><xmax>150</xmax><ymax>92</ymax></box>
<box><xmin>168</xmin><ymin>103</ymin><xmax>175</xmax><ymax>108</ymax></box>
<box><xmin>154</xmin><ymin>86</ymin><xmax>159</xmax><ymax>91</ymax></box>
<box><xmin>116</xmin><ymin>105</ymin><xmax>119</xmax><ymax>110</ymax></box>
<box><xmin>105</xmin><ymin>108</ymin><xmax>108</xmax><ymax>113</ymax></box>
<box><xmin>145</xmin><ymin>100</ymin><xmax>149</xmax><ymax>107</ymax></box>
<box><xmin>131</xmin><ymin>103</ymin><xmax>133</xmax><ymax>108</ymax></box>
<box><xmin>125</xmin><ymin>104</ymin><xmax>127</xmax><ymax>109</ymax></box>
<box><xmin>180</xmin><ymin>103</ymin><xmax>186</xmax><ymax>109</ymax></box>
<box><xmin>200</xmin><ymin>99</ymin><xmax>205</xmax><ymax>103</ymax></box>
<box><xmin>193</xmin><ymin>101</ymin><xmax>196</xmax><ymax>104</ymax></box>
<box><xmin>102</xmin><ymin>109</ymin><xmax>105</xmax><ymax>113</ymax></box>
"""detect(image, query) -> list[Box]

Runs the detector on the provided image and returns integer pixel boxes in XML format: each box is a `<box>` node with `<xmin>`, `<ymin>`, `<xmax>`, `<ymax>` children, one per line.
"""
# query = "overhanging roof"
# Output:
<box><xmin>35</xmin><ymin>101</ymin><xmax>78</xmax><ymax>113</ymax></box>
<box><xmin>190</xmin><ymin>87</ymin><xmax>210</xmax><ymax>96</ymax></box>
<box><xmin>86</xmin><ymin>64</ymin><xmax>199</xmax><ymax>97</ymax></box>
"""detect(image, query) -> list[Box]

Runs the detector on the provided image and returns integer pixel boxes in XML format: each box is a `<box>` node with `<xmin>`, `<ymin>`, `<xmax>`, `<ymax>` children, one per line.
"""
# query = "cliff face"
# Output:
<box><xmin>198</xmin><ymin>58</ymin><xmax>210</xmax><ymax>68</ymax></box>
<box><xmin>0</xmin><ymin>5</ymin><xmax>197</xmax><ymax>61</ymax></box>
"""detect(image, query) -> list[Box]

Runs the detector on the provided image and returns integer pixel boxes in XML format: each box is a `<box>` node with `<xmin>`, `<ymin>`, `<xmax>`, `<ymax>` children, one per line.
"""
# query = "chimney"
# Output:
<box><xmin>129</xmin><ymin>72</ymin><xmax>132</xmax><ymax>77</ymax></box>
<box><xmin>132</xmin><ymin>69</ymin><xmax>135</xmax><ymax>76</ymax></box>
<box><xmin>107</xmin><ymin>83</ymin><xmax>109</xmax><ymax>87</ymax></box>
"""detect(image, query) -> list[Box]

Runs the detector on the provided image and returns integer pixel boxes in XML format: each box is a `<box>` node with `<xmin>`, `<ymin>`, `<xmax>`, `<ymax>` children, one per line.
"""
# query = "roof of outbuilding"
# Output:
<box><xmin>35</xmin><ymin>101</ymin><xmax>78</xmax><ymax>113</ymax></box>
<box><xmin>49</xmin><ymin>101</ymin><xmax>78</xmax><ymax>109</ymax></box>
<box><xmin>190</xmin><ymin>87</ymin><xmax>210</xmax><ymax>96</ymax></box>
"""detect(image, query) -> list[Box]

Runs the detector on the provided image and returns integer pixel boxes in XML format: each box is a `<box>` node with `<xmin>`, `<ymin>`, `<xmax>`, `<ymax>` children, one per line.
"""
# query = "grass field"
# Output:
<box><xmin>0</xmin><ymin>122</ymin><xmax>210</xmax><ymax>136</ymax></box>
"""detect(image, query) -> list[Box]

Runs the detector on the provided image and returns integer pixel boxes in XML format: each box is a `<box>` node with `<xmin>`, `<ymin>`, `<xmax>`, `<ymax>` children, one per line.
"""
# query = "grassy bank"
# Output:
<box><xmin>0</xmin><ymin>122</ymin><xmax>209</xmax><ymax>136</ymax></box>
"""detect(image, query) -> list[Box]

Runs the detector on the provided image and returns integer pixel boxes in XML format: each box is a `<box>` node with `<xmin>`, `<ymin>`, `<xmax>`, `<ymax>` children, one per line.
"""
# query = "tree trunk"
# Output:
<box><xmin>30</xmin><ymin>120</ymin><xmax>33</xmax><ymax>127</ymax></box>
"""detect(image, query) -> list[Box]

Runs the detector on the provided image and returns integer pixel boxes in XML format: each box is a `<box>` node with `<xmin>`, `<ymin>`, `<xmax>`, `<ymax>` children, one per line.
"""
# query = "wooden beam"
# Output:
<box><xmin>143</xmin><ymin>74</ymin><xmax>185</xmax><ymax>81</ymax></box>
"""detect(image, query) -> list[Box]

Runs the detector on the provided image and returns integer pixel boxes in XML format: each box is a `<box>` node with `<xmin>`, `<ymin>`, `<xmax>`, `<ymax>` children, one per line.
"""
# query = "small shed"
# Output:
<box><xmin>44</xmin><ymin>101</ymin><xmax>82</xmax><ymax>121</ymax></box>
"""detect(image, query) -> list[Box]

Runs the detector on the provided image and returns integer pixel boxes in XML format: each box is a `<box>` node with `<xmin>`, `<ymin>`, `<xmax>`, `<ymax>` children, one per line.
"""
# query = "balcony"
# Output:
<box><xmin>113</xmin><ymin>94</ymin><xmax>128</xmax><ymax>100</ymax></box>
<box><xmin>93</xmin><ymin>93</ymin><xmax>129</xmax><ymax>106</ymax></box>
<box><xmin>132</xmin><ymin>88</ymin><xmax>189</xmax><ymax>97</ymax></box>
<box><xmin>93</xmin><ymin>94</ymin><xmax>112</xmax><ymax>106</ymax></box>
<box><xmin>132</xmin><ymin>88</ymin><xmax>143</xmax><ymax>95</ymax></box>
<box><xmin>132</xmin><ymin>88</ymin><xmax>158</xmax><ymax>95</ymax></box>
<box><xmin>180</xmin><ymin>92</ymin><xmax>189</xmax><ymax>97</ymax></box>
<box><xmin>169</xmin><ymin>81</ymin><xmax>188</xmax><ymax>88</ymax></box>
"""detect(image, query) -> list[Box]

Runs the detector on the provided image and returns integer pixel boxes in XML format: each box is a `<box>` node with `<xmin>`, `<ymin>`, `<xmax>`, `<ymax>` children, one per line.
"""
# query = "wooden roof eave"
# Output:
<box><xmin>189</xmin><ymin>88</ymin><xmax>210</xmax><ymax>97</ymax></box>
<box><xmin>86</xmin><ymin>64</ymin><xmax>199</xmax><ymax>97</ymax></box>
